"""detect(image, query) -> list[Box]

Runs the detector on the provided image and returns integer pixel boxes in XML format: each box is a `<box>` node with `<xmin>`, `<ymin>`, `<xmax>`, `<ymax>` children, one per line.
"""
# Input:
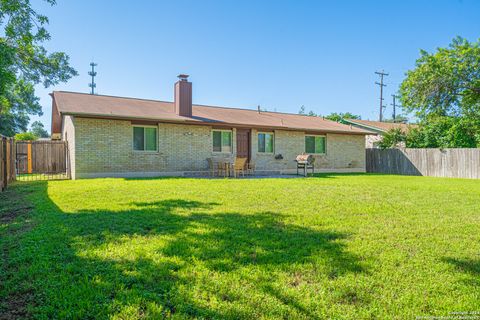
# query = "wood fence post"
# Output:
<box><xmin>1</xmin><ymin>137</ymin><xmax>8</xmax><ymax>191</ymax></box>
<box><xmin>11</xmin><ymin>139</ymin><xmax>16</xmax><ymax>181</ymax></box>
<box><xmin>6</xmin><ymin>139</ymin><xmax>10</xmax><ymax>183</ymax></box>
<box><xmin>27</xmin><ymin>142</ymin><xmax>32</xmax><ymax>174</ymax></box>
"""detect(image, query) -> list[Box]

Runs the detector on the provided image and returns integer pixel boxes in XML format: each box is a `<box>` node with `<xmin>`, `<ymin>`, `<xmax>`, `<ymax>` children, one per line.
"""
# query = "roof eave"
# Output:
<box><xmin>60</xmin><ymin>111</ymin><xmax>195</xmax><ymax>123</ymax></box>
<box><xmin>340</xmin><ymin>119</ymin><xmax>384</xmax><ymax>134</ymax></box>
<box><xmin>60</xmin><ymin>112</ymin><xmax>371</xmax><ymax>135</ymax></box>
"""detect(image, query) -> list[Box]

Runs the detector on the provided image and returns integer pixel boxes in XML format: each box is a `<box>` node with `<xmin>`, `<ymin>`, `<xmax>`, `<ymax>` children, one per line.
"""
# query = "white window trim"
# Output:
<box><xmin>258</xmin><ymin>132</ymin><xmax>275</xmax><ymax>154</ymax></box>
<box><xmin>305</xmin><ymin>134</ymin><xmax>326</xmax><ymax>155</ymax></box>
<box><xmin>212</xmin><ymin>129</ymin><xmax>233</xmax><ymax>154</ymax></box>
<box><xmin>132</xmin><ymin>125</ymin><xmax>159</xmax><ymax>152</ymax></box>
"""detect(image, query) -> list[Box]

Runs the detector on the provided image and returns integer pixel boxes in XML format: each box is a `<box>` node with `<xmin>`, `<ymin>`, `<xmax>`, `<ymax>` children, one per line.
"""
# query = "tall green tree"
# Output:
<box><xmin>377</xmin><ymin>128</ymin><xmax>407</xmax><ymax>149</ymax></box>
<box><xmin>400</xmin><ymin>37</ymin><xmax>480</xmax><ymax>118</ymax></box>
<box><xmin>298</xmin><ymin>107</ymin><xmax>361</xmax><ymax>121</ymax></box>
<box><xmin>0</xmin><ymin>0</ymin><xmax>77</xmax><ymax>136</ymax></box>
<box><xmin>30</xmin><ymin>120</ymin><xmax>49</xmax><ymax>138</ymax></box>
<box><xmin>298</xmin><ymin>106</ymin><xmax>318</xmax><ymax>116</ymax></box>
<box><xmin>400</xmin><ymin>37</ymin><xmax>480</xmax><ymax>147</ymax></box>
<box><xmin>406</xmin><ymin>116</ymin><xmax>479</xmax><ymax>148</ymax></box>
<box><xmin>324</xmin><ymin>112</ymin><xmax>361</xmax><ymax>122</ymax></box>
<box><xmin>298</xmin><ymin>105</ymin><xmax>306</xmax><ymax>115</ymax></box>
<box><xmin>383</xmin><ymin>114</ymin><xmax>409</xmax><ymax>123</ymax></box>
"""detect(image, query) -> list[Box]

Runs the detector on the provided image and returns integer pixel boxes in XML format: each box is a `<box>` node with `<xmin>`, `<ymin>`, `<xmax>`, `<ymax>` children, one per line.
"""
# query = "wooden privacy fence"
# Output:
<box><xmin>366</xmin><ymin>148</ymin><xmax>480</xmax><ymax>179</ymax></box>
<box><xmin>16</xmin><ymin>140</ymin><xmax>67</xmax><ymax>175</ymax></box>
<box><xmin>1</xmin><ymin>136</ymin><xmax>16</xmax><ymax>191</ymax></box>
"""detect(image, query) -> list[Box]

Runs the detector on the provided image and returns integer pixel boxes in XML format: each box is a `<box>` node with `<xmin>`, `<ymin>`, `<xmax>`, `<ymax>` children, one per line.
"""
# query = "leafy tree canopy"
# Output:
<box><xmin>298</xmin><ymin>106</ymin><xmax>320</xmax><ymax>117</ymax></box>
<box><xmin>14</xmin><ymin>131</ymin><xmax>37</xmax><ymax>141</ymax></box>
<box><xmin>406</xmin><ymin>116</ymin><xmax>479</xmax><ymax>148</ymax></box>
<box><xmin>400</xmin><ymin>37</ymin><xmax>480</xmax><ymax>147</ymax></box>
<box><xmin>0</xmin><ymin>0</ymin><xmax>77</xmax><ymax>136</ymax></box>
<box><xmin>30</xmin><ymin>120</ymin><xmax>49</xmax><ymax>138</ymax></box>
<box><xmin>377</xmin><ymin>128</ymin><xmax>407</xmax><ymax>149</ymax></box>
<box><xmin>400</xmin><ymin>37</ymin><xmax>480</xmax><ymax>119</ymax></box>
<box><xmin>378</xmin><ymin>116</ymin><xmax>479</xmax><ymax>149</ymax></box>
<box><xmin>383</xmin><ymin>114</ymin><xmax>409</xmax><ymax>123</ymax></box>
<box><xmin>324</xmin><ymin>112</ymin><xmax>361</xmax><ymax>122</ymax></box>
<box><xmin>298</xmin><ymin>106</ymin><xmax>361</xmax><ymax>121</ymax></box>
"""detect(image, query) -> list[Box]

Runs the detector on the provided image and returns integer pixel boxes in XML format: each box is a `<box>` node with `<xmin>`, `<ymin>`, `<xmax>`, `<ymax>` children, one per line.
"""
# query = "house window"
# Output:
<box><xmin>212</xmin><ymin>130</ymin><xmax>232</xmax><ymax>153</ymax></box>
<box><xmin>305</xmin><ymin>135</ymin><xmax>326</xmax><ymax>154</ymax></box>
<box><xmin>133</xmin><ymin>126</ymin><xmax>158</xmax><ymax>151</ymax></box>
<box><xmin>258</xmin><ymin>132</ymin><xmax>274</xmax><ymax>153</ymax></box>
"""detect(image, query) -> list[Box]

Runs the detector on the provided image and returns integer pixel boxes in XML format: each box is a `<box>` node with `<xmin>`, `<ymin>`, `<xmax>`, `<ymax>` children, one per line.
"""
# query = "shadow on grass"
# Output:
<box><xmin>4</xmin><ymin>181</ymin><xmax>367</xmax><ymax>319</ymax></box>
<box><xmin>122</xmin><ymin>176</ymin><xmax>189</xmax><ymax>181</ymax></box>
<box><xmin>310</xmin><ymin>172</ymin><xmax>390</xmax><ymax>179</ymax></box>
<box><xmin>443</xmin><ymin>257</ymin><xmax>480</xmax><ymax>287</ymax></box>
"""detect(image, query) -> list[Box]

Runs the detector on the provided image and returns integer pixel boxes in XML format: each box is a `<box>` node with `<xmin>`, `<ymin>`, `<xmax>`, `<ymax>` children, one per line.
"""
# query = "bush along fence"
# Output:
<box><xmin>1</xmin><ymin>136</ymin><xmax>16</xmax><ymax>191</ymax></box>
<box><xmin>366</xmin><ymin>148</ymin><xmax>480</xmax><ymax>179</ymax></box>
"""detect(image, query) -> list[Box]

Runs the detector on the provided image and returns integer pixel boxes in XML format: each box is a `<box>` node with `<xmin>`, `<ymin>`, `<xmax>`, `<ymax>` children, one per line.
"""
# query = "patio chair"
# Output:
<box><xmin>232</xmin><ymin>157</ymin><xmax>247</xmax><ymax>178</ymax></box>
<box><xmin>207</xmin><ymin>158</ymin><xmax>216</xmax><ymax>177</ymax></box>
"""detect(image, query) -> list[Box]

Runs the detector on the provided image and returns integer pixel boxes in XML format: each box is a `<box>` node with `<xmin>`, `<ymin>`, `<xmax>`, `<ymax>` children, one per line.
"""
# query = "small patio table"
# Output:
<box><xmin>218</xmin><ymin>160</ymin><xmax>231</xmax><ymax>177</ymax></box>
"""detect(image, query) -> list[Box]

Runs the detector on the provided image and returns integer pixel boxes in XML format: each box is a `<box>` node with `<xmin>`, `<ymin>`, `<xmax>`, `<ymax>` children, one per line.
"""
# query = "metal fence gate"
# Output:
<box><xmin>15</xmin><ymin>140</ymin><xmax>69</xmax><ymax>181</ymax></box>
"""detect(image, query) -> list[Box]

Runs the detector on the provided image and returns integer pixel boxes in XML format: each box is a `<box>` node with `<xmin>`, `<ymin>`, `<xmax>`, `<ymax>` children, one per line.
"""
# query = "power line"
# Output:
<box><xmin>375</xmin><ymin>70</ymin><xmax>389</xmax><ymax>122</ymax></box>
<box><xmin>88</xmin><ymin>62</ymin><xmax>97</xmax><ymax>95</ymax></box>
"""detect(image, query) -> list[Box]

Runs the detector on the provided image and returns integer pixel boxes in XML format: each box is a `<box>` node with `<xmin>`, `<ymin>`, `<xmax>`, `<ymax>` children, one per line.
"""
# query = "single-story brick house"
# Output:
<box><xmin>340</xmin><ymin>119</ymin><xmax>418</xmax><ymax>148</ymax></box>
<box><xmin>51</xmin><ymin>75</ymin><xmax>371</xmax><ymax>179</ymax></box>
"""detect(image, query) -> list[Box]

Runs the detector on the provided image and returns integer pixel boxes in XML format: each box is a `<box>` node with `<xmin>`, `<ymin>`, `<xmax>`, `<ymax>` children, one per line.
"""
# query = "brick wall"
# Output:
<box><xmin>74</xmin><ymin>118</ymin><xmax>219</xmax><ymax>176</ymax></box>
<box><xmin>251</xmin><ymin>129</ymin><xmax>365</xmax><ymax>171</ymax></box>
<box><xmin>62</xmin><ymin>115</ymin><xmax>76</xmax><ymax>179</ymax></box>
<box><xmin>324</xmin><ymin>133</ymin><xmax>366</xmax><ymax>169</ymax></box>
<box><xmin>366</xmin><ymin>134</ymin><xmax>382</xmax><ymax>148</ymax></box>
<box><xmin>71</xmin><ymin>117</ymin><xmax>365</xmax><ymax>178</ymax></box>
<box><xmin>251</xmin><ymin>129</ymin><xmax>303</xmax><ymax>171</ymax></box>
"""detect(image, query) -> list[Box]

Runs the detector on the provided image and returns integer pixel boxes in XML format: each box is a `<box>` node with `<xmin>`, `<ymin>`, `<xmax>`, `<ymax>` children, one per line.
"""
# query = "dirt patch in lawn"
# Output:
<box><xmin>0</xmin><ymin>188</ymin><xmax>33</xmax><ymax>225</ymax></box>
<box><xmin>0</xmin><ymin>292</ymin><xmax>32</xmax><ymax>320</ymax></box>
<box><xmin>0</xmin><ymin>187</ymin><xmax>35</xmax><ymax>319</ymax></box>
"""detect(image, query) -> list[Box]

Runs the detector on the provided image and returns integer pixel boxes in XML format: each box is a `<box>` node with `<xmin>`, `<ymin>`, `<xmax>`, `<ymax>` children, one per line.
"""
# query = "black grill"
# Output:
<box><xmin>295</xmin><ymin>154</ymin><xmax>315</xmax><ymax>176</ymax></box>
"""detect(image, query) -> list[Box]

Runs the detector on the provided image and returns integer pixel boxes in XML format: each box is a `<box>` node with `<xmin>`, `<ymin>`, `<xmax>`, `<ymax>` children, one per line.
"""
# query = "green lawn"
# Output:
<box><xmin>15</xmin><ymin>173</ymin><xmax>69</xmax><ymax>182</ymax></box>
<box><xmin>1</xmin><ymin>174</ymin><xmax>479</xmax><ymax>319</ymax></box>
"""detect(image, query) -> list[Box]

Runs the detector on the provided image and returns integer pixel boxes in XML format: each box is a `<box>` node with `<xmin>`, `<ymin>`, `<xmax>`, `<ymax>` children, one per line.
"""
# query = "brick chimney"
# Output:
<box><xmin>174</xmin><ymin>74</ymin><xmax>192</xmax><ymax>117</ymax></box>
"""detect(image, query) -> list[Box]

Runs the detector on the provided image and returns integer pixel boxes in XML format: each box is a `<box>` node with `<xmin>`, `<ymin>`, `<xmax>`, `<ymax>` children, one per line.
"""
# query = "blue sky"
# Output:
<box><xmin>31</xmin><ymin>0</ymin><xmax>480</xmax><ymax>132</ymax></box>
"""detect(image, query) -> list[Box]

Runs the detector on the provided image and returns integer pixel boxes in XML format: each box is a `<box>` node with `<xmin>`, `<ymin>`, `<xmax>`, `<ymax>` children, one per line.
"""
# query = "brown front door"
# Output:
<box><xmin>236</xmin><ymin>129</ymin><xmax>251</xmax><ymax>160</ymax></box>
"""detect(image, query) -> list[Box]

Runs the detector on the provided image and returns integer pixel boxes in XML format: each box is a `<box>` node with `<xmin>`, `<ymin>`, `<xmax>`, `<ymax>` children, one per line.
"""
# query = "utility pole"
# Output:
<box><xmin>391</xmin><ymin>94</ymin><xmax>400</xmax><ymax>123</ymax></box>
<box><xmin>375</xmin><ymin>70</ymin><xmax>388</xmax><ymax>121</ymax></box>
<box><xmin>88</xmin><ymin>62</ymin><xmax>97</xmax><ymax>94</ymax></box>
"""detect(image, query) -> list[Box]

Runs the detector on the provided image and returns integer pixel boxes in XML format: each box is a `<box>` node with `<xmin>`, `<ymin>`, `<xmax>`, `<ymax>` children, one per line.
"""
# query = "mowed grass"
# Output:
<box><xmin>1</xmin><ymin>174</ymin><xmax>479</xmax><ymax>319</ymax></box>
<box><xmin>16</xmin><ymin>173</ymin><xmax>68</xmax><ymax>181</ymax></box>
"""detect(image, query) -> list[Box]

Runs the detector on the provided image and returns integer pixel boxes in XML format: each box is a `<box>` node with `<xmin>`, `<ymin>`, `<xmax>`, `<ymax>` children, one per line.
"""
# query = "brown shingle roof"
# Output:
<box><xmin>343</xmin><ymin>119</ymin><xmax>418</xmax><ymax>133</ymax></box>
<box><xmin>53</xmin><ymin>91</ymin><xmax>371</xmax><ymax>135</ymax></box>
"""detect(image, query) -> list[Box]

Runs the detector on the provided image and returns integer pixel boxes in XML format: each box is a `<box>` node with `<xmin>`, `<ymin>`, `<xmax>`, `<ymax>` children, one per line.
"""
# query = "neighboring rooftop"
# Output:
<box><xmin>52</xmin><ymin>91</ymin><xmax>371</xmax><ymax>135</ymax></box>
<box><xmin>341</xmin><ymin>119</ymin><xmax>418</xmax><ymax>134</ymax></box>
